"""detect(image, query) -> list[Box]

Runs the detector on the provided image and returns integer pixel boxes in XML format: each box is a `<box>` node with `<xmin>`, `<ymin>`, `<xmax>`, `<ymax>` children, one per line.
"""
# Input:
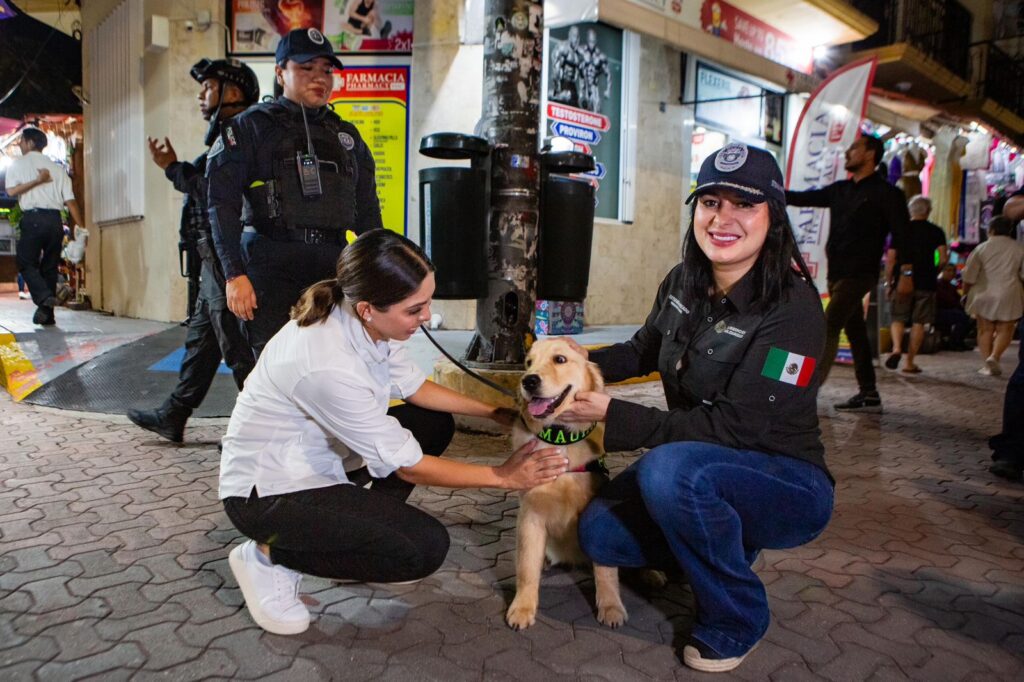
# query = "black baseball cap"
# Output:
<box><xmin>686</xmin><ymin>142</ymin><xmax>786</xmax><ymax>206</ymax></box>
<box><xmin>275</xmin><ymin>28</ymin><xmax>344</xmax><ymax>70</ymax></box>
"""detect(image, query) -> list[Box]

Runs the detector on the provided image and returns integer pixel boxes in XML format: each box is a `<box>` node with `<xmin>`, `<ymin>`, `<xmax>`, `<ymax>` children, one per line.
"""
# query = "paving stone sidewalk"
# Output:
<box><xmin>1</xmin><ymin>347</ymin><xmax>1022</xmax><ymax>680</ymax></box>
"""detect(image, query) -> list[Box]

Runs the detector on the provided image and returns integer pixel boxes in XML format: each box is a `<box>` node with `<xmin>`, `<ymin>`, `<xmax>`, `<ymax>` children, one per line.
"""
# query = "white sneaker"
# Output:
<box><xmin>229</xmin><ymin>540</ymin><xmax>310</xmax><ymax>635</ymax></box>
<box><xmin>18</xmin><ymin>291</ymin><xmax>29</xmax><ymax>300</ymax></box>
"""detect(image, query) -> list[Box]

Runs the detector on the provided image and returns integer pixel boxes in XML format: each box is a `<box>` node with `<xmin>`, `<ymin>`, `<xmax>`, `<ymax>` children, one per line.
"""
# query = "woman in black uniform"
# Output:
<box><xmin>564</xmin><ymin>143</ymin><xmax>833</xmax><ymax>673</ymax></box>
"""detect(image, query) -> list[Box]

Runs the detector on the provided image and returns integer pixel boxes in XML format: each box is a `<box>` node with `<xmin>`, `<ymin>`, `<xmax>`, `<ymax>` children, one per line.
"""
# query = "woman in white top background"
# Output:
<box><xmin>962</xmin><ymin>215</ymin><xmax>1024</xmax><ymax>376</ymax></box>
<box><xmin>221</xmin><ymin>229</ymin><xmax>568</xmax><ymax>635</ymax></box>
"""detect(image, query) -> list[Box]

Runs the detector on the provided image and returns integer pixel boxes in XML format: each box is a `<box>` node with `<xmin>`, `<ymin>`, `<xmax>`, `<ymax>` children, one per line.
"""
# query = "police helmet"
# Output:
<box><xmin>190</xmin><ymin>58</ymin><xmax>260</xmax><ymax>104</ymax></box>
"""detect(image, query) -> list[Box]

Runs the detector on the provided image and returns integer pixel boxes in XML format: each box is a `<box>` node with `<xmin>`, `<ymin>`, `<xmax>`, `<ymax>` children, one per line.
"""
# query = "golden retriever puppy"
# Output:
<box><xmin>505</xmin><ymin>338</ymin><xmax>627</xmax><ymax>631</ymax></box>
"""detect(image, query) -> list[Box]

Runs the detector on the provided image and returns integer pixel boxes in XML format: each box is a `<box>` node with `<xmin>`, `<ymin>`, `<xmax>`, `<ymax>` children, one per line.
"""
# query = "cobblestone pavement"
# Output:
<box><xmin>1</xmin><ymin>347</ymin><xmax>1022</xmax><ymax>680</ymax></box>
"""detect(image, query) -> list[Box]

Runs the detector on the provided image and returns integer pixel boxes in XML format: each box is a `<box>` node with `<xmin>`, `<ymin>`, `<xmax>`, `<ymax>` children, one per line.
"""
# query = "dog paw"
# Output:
<box><xmin>597</xmin><ymin>603</ymin><xmax>627</xmax><ymax>628</ymax></box>
<box><xmin>642</xmin><ymin>569</ymin><xmax>668</xmax><ymax>588</ymax></box>
<box><xmin>506</xmin><ymin>602</ymin><xmax>537</xmax><ymax>631</ymax></box>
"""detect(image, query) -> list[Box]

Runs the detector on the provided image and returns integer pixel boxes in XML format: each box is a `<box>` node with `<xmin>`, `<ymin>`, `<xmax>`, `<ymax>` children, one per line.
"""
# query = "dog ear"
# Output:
<box><xmin>586</xmin><ymin>361</ymin><xmax>605</xmax><ymax>393</ymax></box>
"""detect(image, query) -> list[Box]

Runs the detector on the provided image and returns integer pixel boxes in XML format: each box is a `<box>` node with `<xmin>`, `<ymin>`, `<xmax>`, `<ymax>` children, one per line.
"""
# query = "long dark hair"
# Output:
<box><xmin>680</xmin><ymin>198</ymin><xmax>816</xmax><ymax>310</ymax></box>
<box><xmin>292</xmin><ymin>229</ymin><xmax>435</xmax><ymax>326</ymax></box>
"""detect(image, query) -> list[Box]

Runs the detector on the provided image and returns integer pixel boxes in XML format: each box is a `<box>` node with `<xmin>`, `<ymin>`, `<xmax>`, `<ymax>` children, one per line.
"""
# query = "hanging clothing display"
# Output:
<box><xmin>930</xmin><ymin>127</ymin><xmax>969</xmax><ymax>239</ymax></box>
<box><xmin>921</xmin><ymin>146</ymin><xmax>935</xmax><ymax>198</ymax></box>
<box><xmin>899</xmin><ymin>144</ymin><xmax>925</xmax><ymax>199</ymax></box>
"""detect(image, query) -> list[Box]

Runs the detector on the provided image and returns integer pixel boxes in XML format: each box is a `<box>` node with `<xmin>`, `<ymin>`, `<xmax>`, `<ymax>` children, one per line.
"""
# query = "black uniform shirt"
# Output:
<box><xmin>206</xmin><ymin>96</ymin><xmax>383</xmax><ymax>280</ymax></box>
<box><xmin>786</xmin><ymin>173</ymin><xmax>909</xmax><ymax>283</ymax></box>
<box><xmin>591</xmin><ymin>263</ymin><xmax>830</xmax><ymax>480</ymax></box>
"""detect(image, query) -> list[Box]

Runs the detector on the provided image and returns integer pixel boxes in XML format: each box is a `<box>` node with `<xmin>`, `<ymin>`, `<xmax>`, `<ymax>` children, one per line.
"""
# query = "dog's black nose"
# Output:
<box><xmin>521</xmin><ymin>374</ymin><xmax>540</xmax><ymax>393</ymax></box>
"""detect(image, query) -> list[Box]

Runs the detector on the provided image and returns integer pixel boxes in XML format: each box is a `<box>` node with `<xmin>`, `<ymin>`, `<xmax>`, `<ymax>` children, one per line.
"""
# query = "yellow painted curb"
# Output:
<box><xmin>0</xmin><ymin>332</ymin><xmax>42</xmax><ymax>401</ymax></box>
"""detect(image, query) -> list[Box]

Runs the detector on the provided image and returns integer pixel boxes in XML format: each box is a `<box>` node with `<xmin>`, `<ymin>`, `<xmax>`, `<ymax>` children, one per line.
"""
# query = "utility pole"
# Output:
<box><xmin>464</xmin><ymin>0</ymin><xmax>544</xmax><ymax>367</ymax></box>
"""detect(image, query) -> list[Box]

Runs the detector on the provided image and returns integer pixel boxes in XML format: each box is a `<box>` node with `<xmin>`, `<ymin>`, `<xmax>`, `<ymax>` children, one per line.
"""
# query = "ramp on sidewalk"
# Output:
<box><xmin>20</xmin><ymin>325</ymin><xmax>243</xmax><ymax>417</ymax></box>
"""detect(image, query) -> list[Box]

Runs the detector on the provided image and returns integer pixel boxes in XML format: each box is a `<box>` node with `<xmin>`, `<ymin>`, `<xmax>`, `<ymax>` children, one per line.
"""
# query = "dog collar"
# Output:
<box><xmin>570</xmin><ymin>457</ymin><xmax>609</xmax><ymax>475</ymax></box>
<box><xmin>533</xmin><ymin>422</ymin><xmax>597</xmax><ymax>446</ymax></box>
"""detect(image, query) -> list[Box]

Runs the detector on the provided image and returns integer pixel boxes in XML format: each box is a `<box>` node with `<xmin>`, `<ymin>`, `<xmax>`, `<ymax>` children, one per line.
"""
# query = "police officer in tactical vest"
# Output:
<box><xmin>127</xmin><ymin>59</ymin><xmax>260</xmax><ymax>443</ymax></box>
<box><xmin>207</xmin><ymin>28</ymin><xmax>383</xmax><ymax>356</ymax></box>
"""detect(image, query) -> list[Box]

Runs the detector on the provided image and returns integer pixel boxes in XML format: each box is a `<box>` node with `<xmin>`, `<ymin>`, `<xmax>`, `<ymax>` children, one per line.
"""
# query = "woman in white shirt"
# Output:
<box><xmin>221</xmin><ymin>229</ymin><xmax>568</xmax><ymax>635</ymax></box>
<box><xmin>963</xmin><ymin>215</ymin><xmax>1024</xmax><ymax>376</ymax></box>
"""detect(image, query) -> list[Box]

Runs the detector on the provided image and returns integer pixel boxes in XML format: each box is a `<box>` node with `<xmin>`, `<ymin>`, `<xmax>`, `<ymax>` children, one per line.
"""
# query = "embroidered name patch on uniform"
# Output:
<box><xmin>761</xmin><ymin>347</ymin><xmax>815</xmax><ymax>387</ymax></box>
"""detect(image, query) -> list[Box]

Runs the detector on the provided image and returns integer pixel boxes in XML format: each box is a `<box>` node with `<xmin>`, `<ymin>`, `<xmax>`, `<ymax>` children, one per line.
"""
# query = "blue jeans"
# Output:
<box><xmin>579</xmin><ymin>442</ymin><xmax>834</xmax><ymax>658</ymax></box>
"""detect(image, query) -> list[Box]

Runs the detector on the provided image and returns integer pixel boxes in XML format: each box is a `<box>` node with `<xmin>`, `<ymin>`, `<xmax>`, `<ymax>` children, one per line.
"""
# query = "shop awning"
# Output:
<box><xmin>845</xmin><ymin>43</ymin><xmax>971</xmax><ymax>104</ymax></box>
<box><xmin>729</xmin><ymin>0</ymin><xmax>878</xmax><ymax>47</ymax></box>
<box><xmin>0</xmin><ymin>1</ymin><xmax>82</xmax><ymax>119</ymax></box>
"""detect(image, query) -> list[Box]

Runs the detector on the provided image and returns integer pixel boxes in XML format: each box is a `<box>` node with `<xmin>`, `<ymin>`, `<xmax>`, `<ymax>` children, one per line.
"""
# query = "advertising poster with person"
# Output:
<box><xmin>231</xmin><ymin>0</ymin><xmax>413</xmax><ymax>54</ymax></box>
<box><xmin>545</xmin><ymin>22</ymin><xmax>622</xmax><ymax>220</ymax></box>
<box><xmin>330</xmin><ymin>66</ymin><xmax>410</xmax><ymax>235</ymax></box>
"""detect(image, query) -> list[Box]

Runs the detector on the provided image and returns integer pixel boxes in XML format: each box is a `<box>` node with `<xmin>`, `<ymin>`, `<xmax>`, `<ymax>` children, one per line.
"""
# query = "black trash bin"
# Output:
<box><xmin>418</xmin><ymin>133</ymin><xmax>491</xmax><ymax>299</ymax></box>
<box><xmin>537</xmin><ymin>151</ymin><xmax>596</xmax><ymax>302</ymax></box>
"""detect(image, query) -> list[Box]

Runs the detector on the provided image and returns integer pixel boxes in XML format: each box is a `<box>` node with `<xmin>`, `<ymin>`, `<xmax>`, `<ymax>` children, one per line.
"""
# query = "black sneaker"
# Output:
<box><xmin>32</xmin><ymin>306</ymin><xmax>56</xmax><ymax>326</ymax></box>
<box><xmin>834</xmin><ymin>391</ymin><xmax>882</xmax><ymax>412</ymax></box>
<box><xmin>682</xmin><ymin>638</ymin><xmax>755</xmax><ymax>673</ymax></box>
<box><xmin>127</xmin><ymin>400</ymin><xmax>191</xmax><ymax>443</ymax></box>
<box><xmin>989</xmin><ymin>460</ymin><xmax>1023</xmax><ymax>482</ymax></box>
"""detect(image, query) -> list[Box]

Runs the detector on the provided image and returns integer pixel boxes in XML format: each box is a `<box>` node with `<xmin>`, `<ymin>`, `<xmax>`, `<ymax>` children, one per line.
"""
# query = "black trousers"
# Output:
<box><xmin>16</xmin><ymin>209</ymin><xmax>63</xmax><ymax>307</ymax></box>
<box><xmin>170</xmin><ymin>257</ymin><xmax>256</xmax><ymax>410</ymax></box>
<box><xmin>823</xmin><ymin>276</ymin><xmax>878</xmax><ymax>392</ymax></box>
<box><xmin>240</xmin><ymin>232</ymin><xmax>343</xmax><ymax>357</ymax></box>
<box><xmin>223</xmin><ymin>404</ymin><xmax>456</xmax><ymax>582</ymax></box>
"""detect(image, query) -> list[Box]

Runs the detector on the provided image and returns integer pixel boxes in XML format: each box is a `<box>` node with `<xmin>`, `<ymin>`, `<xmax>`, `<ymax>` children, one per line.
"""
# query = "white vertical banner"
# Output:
<box><xmin>785</xmin><ymin>57</ymin><xmax>878</xmax><ymax>291</ymax></box>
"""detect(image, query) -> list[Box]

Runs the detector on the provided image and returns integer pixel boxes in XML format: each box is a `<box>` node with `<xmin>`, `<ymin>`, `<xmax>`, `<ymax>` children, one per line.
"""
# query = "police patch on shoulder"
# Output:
<box><xmin>208</xmin><ymin>135</ymin><xmax>225</xmax><ymax>157</ymax></box>
<box><xmin>223</xmin><ymin>124</ymin><xmax>238</xmax><ymax>147</ymax></box>
<box><xmin>338</xmin><ymin>132</ymin><xmax>355</xmax><ymax>150</ymax></box>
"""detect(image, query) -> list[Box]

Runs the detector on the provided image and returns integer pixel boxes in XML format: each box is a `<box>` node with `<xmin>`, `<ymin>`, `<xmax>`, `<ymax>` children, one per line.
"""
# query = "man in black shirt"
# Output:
<box><xmin>787</xmin><ymin>135</ymin><xmax>910</xmax><ymax>412</ymax></box>
<box><xmin>884</xmin><ymin>195</ymin><xmax>948</xmax><ymax>373</ymax></box>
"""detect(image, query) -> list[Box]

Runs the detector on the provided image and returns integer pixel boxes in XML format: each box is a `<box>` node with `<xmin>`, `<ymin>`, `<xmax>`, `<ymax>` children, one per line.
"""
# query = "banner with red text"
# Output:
<box><xmin>785</xmin><ymin>57</ymin><xmax>877</xmax><ymax>292</ymax></box>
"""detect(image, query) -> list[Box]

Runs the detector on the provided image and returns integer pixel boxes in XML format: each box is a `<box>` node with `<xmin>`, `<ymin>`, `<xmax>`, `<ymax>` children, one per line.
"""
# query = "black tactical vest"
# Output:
<box><xmin>242</xmin><ymin>102</ymin><xmax>359</xmax><ymax>233</ymax></box>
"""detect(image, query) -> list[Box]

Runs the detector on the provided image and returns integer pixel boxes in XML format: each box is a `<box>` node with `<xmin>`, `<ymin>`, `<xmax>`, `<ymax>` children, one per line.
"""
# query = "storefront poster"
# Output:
<box><xmin>699</xmin><ymin>1</ymin><xmax>812</xmax><ymax>74</ymax></box>
<box><xmin>330</xmin><ymin>65</ymin><xmax>409</xmax><ymax>234</ymax></box>
<box><xmin>231</xmin><ymin>0</ymin><xmax>414</xmax><ymax>54</ymax></box>
<box><xmin>545</xmin><ymin>22</ymin><xmax>622</xmax><ymax>220</ymax></box>
<box><xmin>786</xmin><ymin>56</ymin><xmax>877</xmax><ymax>292</ymax></box>
<box><xmin>695</xmin><ymin>63</ymin><xmax>777</xmax><ymax>142</ymax></box>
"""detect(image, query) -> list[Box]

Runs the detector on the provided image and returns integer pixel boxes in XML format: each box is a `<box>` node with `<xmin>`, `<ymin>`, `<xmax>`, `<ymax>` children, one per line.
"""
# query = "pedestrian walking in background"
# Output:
<box><xmin>786</xmin><ymin>135</ymin><xmax>910</xmax><ymax>412</ymax></box>
<box><xmin>4</xmin><ymin>126</ymin><xmax>84</xmax><ymax>326</ymax></box>
<box><xmin>962</xmin><ymin>215</ymin><xmax>1024</xmax><ymax>376</ymax></box>
<box><xmin>884</xmin><ymin>195</ymin><xmax>948</xmax><ymax>373</ymax></box>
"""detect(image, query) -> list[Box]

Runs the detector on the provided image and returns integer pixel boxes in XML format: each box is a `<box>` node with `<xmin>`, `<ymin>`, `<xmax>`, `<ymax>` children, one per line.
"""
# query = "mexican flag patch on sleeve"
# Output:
<box><xmin>761</xmin><ymin>347</ymin><xmax>816</xmax><ymax>387</ymax></box>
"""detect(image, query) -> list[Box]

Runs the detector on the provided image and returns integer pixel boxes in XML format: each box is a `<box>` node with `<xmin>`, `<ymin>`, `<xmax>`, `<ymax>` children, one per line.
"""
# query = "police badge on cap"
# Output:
<box><xmin>307</xmin><ymin>28</ymin><xmax>325</xmax><ymax>44</ymax></box>
<box><xmin>686</xmin><ymin>141</ymin><xmax>787</xmax><ymax>206</ymax></box>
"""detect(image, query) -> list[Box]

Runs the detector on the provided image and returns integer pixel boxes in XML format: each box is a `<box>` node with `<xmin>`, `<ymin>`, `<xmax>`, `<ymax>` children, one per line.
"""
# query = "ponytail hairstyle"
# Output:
<box><xmin>292</xmin><ymin>229</ymin><xmax>435</xmax><ymax>327</ymax></box>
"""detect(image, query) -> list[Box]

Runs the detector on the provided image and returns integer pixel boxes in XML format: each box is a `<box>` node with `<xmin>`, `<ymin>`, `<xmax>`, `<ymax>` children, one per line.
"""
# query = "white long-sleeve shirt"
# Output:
<box><xmin>218</xmin><ymin>303</ymin><xmax>427</xmax><ymax>499</ymax></box>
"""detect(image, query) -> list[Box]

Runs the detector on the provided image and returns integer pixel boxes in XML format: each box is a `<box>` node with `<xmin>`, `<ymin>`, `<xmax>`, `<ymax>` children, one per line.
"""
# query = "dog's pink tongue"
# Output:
<box><xmin>528</xmin><ymin>398</ymin><xmax>554</xmax><ymax>417</ymax></box>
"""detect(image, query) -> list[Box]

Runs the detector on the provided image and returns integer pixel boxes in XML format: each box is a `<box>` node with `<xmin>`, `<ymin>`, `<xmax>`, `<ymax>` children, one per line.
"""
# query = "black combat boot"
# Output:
<box><xmin>127</xmin><ymin>399</ymin><xmax>192</xmax><ymax>443</ymax></box>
